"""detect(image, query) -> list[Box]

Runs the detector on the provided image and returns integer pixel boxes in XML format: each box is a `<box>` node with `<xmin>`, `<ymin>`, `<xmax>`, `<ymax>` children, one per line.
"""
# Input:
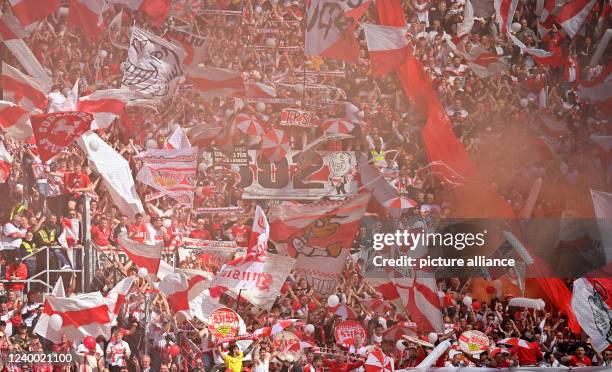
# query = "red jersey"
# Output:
<box><xmin>231</xmin><ymin>225</ymin><xmax>252</xmax><ymax>247</ymax></box>
<box><xmin>568</xmin><ymin>355</ymin><xmax>592</xmax><ymax>367</ymax></box>
<box><xmin>128</xmin><ymin>223</ymin><xmax>147</xmax><ymax>243</ymax></box>
<box><xmin>512</xmin><ymin>341</ymin><xmax>542</xmax><ymax>366</ymax></box>
<box><xmin>5</xmin><ymin>263</ymin><xmax>27</xmax><ymax>291</ymax></box>
<box><xmin>65</xmin><ymin>172</ymin><xmax>91</xmax><ymax>197</ymax></box>
<box><xmin>323</xmin><ymin>359</ymin><xmax>364</xmax><ymax>372</ymax></box>
<box><xmin>91</xmin><ymin>224</ymin><xmax>112</xmax><ymax>246</ymax></box>
<box><xmin>189</xmin><ymin>229</ymin><xmax>212</xmax><ymax>240</ymax></box>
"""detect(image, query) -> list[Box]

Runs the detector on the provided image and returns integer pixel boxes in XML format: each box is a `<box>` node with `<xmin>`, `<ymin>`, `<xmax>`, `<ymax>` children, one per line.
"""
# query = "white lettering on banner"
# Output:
<box><xmin>212</xmin><ymin>150</ymin><xmax>357</xmax><ymax>200</ymax></box>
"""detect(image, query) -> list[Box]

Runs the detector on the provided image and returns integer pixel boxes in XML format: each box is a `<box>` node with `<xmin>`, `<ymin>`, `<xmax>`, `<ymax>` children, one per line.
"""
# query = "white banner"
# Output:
<box><xmin>224</xmin><ymin>150</ymin><xmax>358</xmax><ymax>200</ymax></box>
<box><xmin>136</xmin><ymin>147</ymin><xmax>197</xmax><ymax>206</ymax></box>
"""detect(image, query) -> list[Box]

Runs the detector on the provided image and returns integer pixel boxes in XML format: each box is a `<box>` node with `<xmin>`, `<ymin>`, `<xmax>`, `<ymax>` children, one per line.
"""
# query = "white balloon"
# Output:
<box><xmin>58</xmin><ymin>7</ymin><xmax>69</xmax><ymax>17</ymax></box>
<box><xmin>327</xmin><ymin>294</ymin><xmax>340</xmax><ymax>307</ymax></box>
<box><xmin>138</xmin><ymin>267</ymin><xmax>149</xmax><ymax>278</ymax></box>
<box><xmin>89</xmin><ymin>140</ymin><xmax>100</xmax><ymax>153</ymax></box>
<box><xmin>304</xmin><ymin>324</ymin><xmax>315</xmax><ymax>333</ymax></box>
<box><xmin>396</xmin><ymin>340</ymin><xmax>406</xmax><ymax>351</ymax></box>
<box><xmin>265</xmin><ymin>38</ymin><xmax>277</xmax><ymax>48</ymax></box>
<box><xmin>198</xmin><ymin>162</ymin><xmax>208</xmax><ymax>173</ymax></box>
<box><xmin>163</xmin><ymin>219</ymin><xmax>172</xmax><ymax>229</ymax></box>
<box><xmin>427</xmin><ymin>332</ymin><xmax>438</xmax><ymax>344</ymax></box>
<box><xmin>49</xmin><ymin>314</ymin><xmax>63</xmax><ymax>331</ymax></box>
<box><xmin>256</xmin><ymin>102</ymin><xmax>266</xmax><ymax>112</ymax></box>
<box><xmin>99</xmin><ymin>50</ymin><xmax>108</xmax><ymax>59</ymax></box>
<box><xmin>519</xmin><ymin>98</ymin><xmax>529</xmax><ymax>108</ymax></box>
<box><xmin>511</xmin><ymin>22</ymin><xmax>521</xmax><ymax>33</ymax></box>
<box><xmin>463</xmin><ymin>296</ymin><xmax>473</xmax><ymax>307</ymax></box>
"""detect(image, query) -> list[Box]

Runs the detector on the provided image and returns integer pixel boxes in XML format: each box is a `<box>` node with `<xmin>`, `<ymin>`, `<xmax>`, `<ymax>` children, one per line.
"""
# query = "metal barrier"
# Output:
<box><xmin>0</xmin><ymin>244</ymin><xmax>85</xmax><ymax>294</ymax></box>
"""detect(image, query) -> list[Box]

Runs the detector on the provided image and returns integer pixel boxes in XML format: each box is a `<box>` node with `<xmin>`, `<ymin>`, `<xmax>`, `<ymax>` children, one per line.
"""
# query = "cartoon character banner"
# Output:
<box><xmin>136</xmin><ymin>147</ymin><xmax>197</xmax><ymax>206</ymax></box>
<box><xmin>269</xmin><ymin>194</ymin><xmax>369</xmax><ymax>294</ymax></box>
<box><xmin>122</xmin><ymin>27</ymin><xmax>185</xmax><ymax>99</ymax></box>
<box><xmin>223</xmin><ymin>150</ymin><xmax>358</xmax><ymax>200</ymax></box>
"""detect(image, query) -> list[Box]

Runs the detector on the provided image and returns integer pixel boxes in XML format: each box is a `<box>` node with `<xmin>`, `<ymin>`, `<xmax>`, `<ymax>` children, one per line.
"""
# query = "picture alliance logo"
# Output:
<box><xmin>371</xmin><ymin>230</ymin><xmax>487</xmax><ymax>251</ymax></box>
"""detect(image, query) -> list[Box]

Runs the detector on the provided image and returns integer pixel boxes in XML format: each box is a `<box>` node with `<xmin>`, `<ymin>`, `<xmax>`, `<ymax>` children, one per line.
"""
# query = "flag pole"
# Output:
<box><xmin>235</xmin><ymin>288</ymin><xmax>243</xmax><ymax>312</ymax></box>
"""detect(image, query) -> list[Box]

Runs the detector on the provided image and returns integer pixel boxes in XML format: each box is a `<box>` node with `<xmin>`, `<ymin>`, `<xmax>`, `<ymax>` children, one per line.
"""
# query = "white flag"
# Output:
<box><xmin>122</xmin><ymin>27</ymin><xmax>185</xmax><ymax>99</ymax></box>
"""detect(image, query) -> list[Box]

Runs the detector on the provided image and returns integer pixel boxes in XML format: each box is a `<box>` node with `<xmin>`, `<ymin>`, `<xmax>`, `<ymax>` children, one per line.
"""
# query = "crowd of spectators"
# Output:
<box><xmin>0</xmin><ymin>0</ymin><xmax>608</xmax><ymax>370</ymax></box>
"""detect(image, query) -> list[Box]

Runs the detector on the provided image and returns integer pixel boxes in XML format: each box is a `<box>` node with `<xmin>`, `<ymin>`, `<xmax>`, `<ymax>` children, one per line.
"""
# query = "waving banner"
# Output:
<box><xmin>166</xmin><ymin>28</ymin><xmax>208</xmax><ymax>72</ymax></box>
<box><xmin>212</xmin><ymin>253</ymin><xmax>296</xmax><ymax>310</ymax></box>
<box><xmin>269</xmin><ymin>193</ymin><xmax>369</xmax><ymax>294</ymax></box>
<box><xmin>31</xmin><ymin>111</ymin><xmax>93</xmax><ymax>162</ymax></box>
<box><xmin>136</xmin><ymin>147</ymin><xmax>197</xmax><ymax>206</ymax></box>
<box><xmin>220</xmin><ymin>150</ymin><xmax>358</xmax><ymax>200</ymax></box>
<box><xmin>122</xmin><ymin>27</ymin><xmax>185</xmax><ymax>99</ymax></box>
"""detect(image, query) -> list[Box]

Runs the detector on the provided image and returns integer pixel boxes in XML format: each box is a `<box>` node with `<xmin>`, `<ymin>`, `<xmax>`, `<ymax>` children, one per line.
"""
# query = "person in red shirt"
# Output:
<box><xmin>128</xmin><ymin>213</ymin><xmax>147</xmax><ymax>243</ymax></box>
<box><xmin>65</xmin><ymin>163</ymin><xmax>92</xmax><ymax>199</ymax></box>
<box><xmin>323</xmin><ymin>353</ymin><xmax>364</xmax><ymax>372</ymax></box>
<box><xmin>511</xmin><ymin>332</ymin><xmax>542</xmax><ymax>366</ymax></box>
<box><xmin>189</xmin><ymin>219</ymin><xmax>212</xmax><ymax>240</ymax></box>
<box><xmin>230</xmin><ymin>219</ymin><xmax>252</xmax><ymax>247</ymax></box>
<box><xmin>568</xmin><ymin>346</ymin><xmax>592</xmax><ymax>367</ymax></box>
<box><xmin>91</xmin><ymin>217</ymin><xmax>112</xmax><ymax>248</ymax></box>
<box><xmin>5</xmin><ymin>256</ymin><xmax>27</xmax><ymax>293</ymax></box>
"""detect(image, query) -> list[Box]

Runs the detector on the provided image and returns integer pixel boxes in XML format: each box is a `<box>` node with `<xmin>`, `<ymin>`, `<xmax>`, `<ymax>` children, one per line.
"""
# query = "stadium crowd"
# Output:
<box><xmin>0</xmin><ymin>0</ymin><xmax>609</xmax><ymax>370</ymax></box>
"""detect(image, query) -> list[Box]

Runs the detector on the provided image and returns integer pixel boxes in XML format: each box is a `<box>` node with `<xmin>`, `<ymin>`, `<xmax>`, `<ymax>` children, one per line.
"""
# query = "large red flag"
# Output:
<box><xmin>30</xmin><ymin>111</ymin><xmax>92</xmax><ymax>162</ymax></box>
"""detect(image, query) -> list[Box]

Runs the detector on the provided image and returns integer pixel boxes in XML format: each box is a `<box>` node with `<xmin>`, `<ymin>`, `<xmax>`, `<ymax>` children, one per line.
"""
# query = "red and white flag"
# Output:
<box><xmin>255</xmin><ymin>319</ymin><xmax>299</xmax><ymax>337</ymax></box>
<box><xmin>8</xmin><ymin>0</ymin><xmax>60</xmax><ymax>27</ymax></box>
<box><xmin>575</xmin><ymin>63</ymin><xmax>612</xmax><ymax>112</ymax></box>
<box><xmin>30</xmin><ymin>111</ymin><xmax>92</xmax><ymax>162</ymax></box>
<box><xmin>0</xmin><ymin>11</ymin><xmax>32</xmax><ymax>40</ymax></box>
<box><xmin>446</xmin><ymin>38</ymin><xmax>509</xmax><ymax>77</ymax></box>
<box><xmin>363</xmin><ymin>24</ymin><xmax>412</xmax><ymax>77</ymax></box>
<box><xmin>35</xmin><ymin>292</ymin><xmax>112</xmax><ymax>344</ymax></box>
<box><xmin>118</xmin><ymin>236</ymin><xmax>162</xmax><ymax>275</ymax></box>
<box><xmin>106</xmin><ymin>276</ymin><xmax>135</xmax><ymax>317</ymax></box>
<box><xmin>109</xmin><ymin>0</ymin><xmax>170</xmax><ymax>26</ymax></box>
<box><xmin>508</xmin><ymin>33</ymin><xmax>564</xmax><ymax>67</ymax></box>
<box><xmin>494</xmin><ymin>0</ymin><xmax>519</xmax><ymax>34</ymax></box>
<box><xmin>269</xmin><ymin>193</ymin><xmax>369</xmax><ymax>294</ymax></box>
<box><xmin>393</xmin><ymin>274</ymin><xmax>444</xmax><ymax>332</ymax></box>
<box><xmin>556</xmin><ymin>0</ymin><xmax>597</xmax><ymax>39</ymax></box>
<box><xmin>0</xmin><ymin>140</ymin><xmax>13</xmax><ymax>183</ymax></box>
<box><xmin>247</xmin><ymin>205</ymin><xmax>270</xmax><ymax>255</ymax></box>
<box><xmin>136</xmin><ymin>147</ymin><xmax>198</xmax><ymax>207</ymax></box>
<box><xmin>0</xmin><ymin>100</ymin><xmax>32</xmax><ymax>140</ymax></box>
<box><xmin>571</xmin><ymin>277</ymin><xmax>612</xmax><ymax>352</ymax></box>
<box><xmin>305</xmin><ymin>0</ymin><xmax>361</xmax><ymax>62</ymax></box>
<box><xmin>68</xmin><ymin>0</ymin><xmax>109</xmax><ymax>38</ymax></box>
<box><xmin>76</xmin><ymin>89</ymin><xmax>130</xmax><ymax>129</ymax></box>
<box><xmin>188</xmin><ymin>66</ymin><xmax>245</xmax><ymax>101</ymax></box>
<box><xmin>2</xmin><ymin>62</ymin><xmax>48</xmax><ymax>112</ymax></box>
<box><xmin>241</xmin><ymin>82</ymin><xmax>277</xmax><ymax>99</ymax></box>
<box><xmin>159</xmin><ymin>270</ymin><xmax>210</xmax><ymax>316</ymax></box>
<box><xmin>166</xmin><ymin>28</ymin><xmax>207</xmax><ymax>72</ymax></box>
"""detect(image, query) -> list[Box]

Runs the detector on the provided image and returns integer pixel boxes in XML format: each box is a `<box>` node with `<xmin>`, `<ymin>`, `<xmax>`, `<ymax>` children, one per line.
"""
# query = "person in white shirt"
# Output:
<box><xmin>106</xmin><ymin>329</ymin><xmax>131</xmax><ymax>371</ymax></box>
<box><xmin>1</xmin><ymin>215</ymin><xmax>26</xmax><ymax>262</ymax></box>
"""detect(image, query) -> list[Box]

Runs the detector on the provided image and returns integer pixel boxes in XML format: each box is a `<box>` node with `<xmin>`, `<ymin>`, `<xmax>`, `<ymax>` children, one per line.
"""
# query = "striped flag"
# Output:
<box><xmin>159</xmin><ymin>270</ymin><xmax>211</xmax><ymax>317</ymax></box>
<box><xmin>105</xmin><ymin>276</ymin><xmax>135</xmax><ymax>317</ymax></box>
<box><xmin>0</xmin><ymin>100</ymin><xmax>32</xmax><ymax>140</ymax></box>
<box><xmin>76</xmin><ymin>89</ymin><xmax>130</xmax><ymax>129</ymax></box>
<box><xmin>188</xmin><ymin>66</ymin><xmax>245</xmax><ymax>101</ymax></box>
<box><xmin>68</xmin><ymin>0</ymin><xmax>109</xmax><ymax>38</ymax></box>
<box><xmin>35</xmin><ymin>292</ymin><xmax>112</xmax><ymax>344</ymax></box>
<box><xmin>494</xmin><ymin>0</ymin><xmax>519</xmax><ymax>34</ymax></box>
<box><xmin>118</xmin><ymin>236</ymin><xmax>162</xmax><ymax>275</ymax></box>
<box><xmin>363</xmin><ymin>23</ymin><xmax>412</xmax><ymax>77</ymax></box>
<box><xmin>556</xmin><ymin>0</ymin><xmax>597</xmax><ymax>39</ymax></box>
<box><xmin>2</xmin><ymin>62</ymin><xmax>48</xmax><ymax>111</ymax></box>
<box><xmin>0</xmin><ymin>11</ymin><xmax>32</xmax><ymax>40</ymax></box>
